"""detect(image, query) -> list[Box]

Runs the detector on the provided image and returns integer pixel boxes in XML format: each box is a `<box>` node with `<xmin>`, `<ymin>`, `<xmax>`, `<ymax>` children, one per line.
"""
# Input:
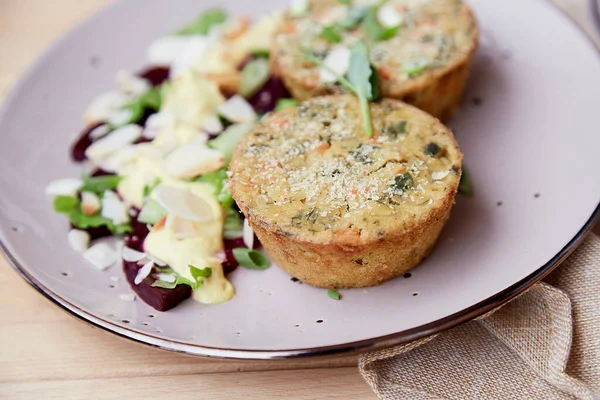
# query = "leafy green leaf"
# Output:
<box><xmin>362</xmin><ymin>6</ymin><xmax>398</xmax><ymax>42</ymax></box>
<box><xmin>320</xmin><ymin>26</ymin><xmax>342</xmax><ymax>43</ymax></box>
<box><xmin>151</xmin><ymin>280</ymin><xmax>177</xmax><ymax>289</ymax></box>
<box><xmin>81</xmin><ymin>174</ymin><xmax>121</xmax><ymax>195</ymax></box>
<box><xmin>207</xmin><ymin>123</ymin><xmax>252</xmax><ymax>165</ymax></box>
<box><xmin>223</xmin><ymin>208</ymin><xmax>244</xmax><ymax>239</ymax></box>
<box><xmin>339</xmin><ymin>6</ymin><xmax>368</xmax><ymax>29</ymax></box>
<box><xmin>195</xmin><ymin>169</ymin><xmax>235</xmax><ymax>209</ymax></box>
<box><xmin>138</xmin><ymin>199</ymin><xmax>167</xmax><ymax>225</ymax></box>
<box><xmin>275</xmin><ymin>98</ymin><xmax>300</xmax><ymax>112</ymax></box>
<box><xmin>392</xmin><ymin>173</ymin><xmax>414</xmax><ymax>192</ymax></box>
<box><xmin>348</xmin><ymin>42</ymin><xmax>374</xmax><ymax>100</ymax></box>
<box><xmin>306</xmin><ymin>47</ymin><xmax>374</xmax><ymax>137</ymax></box>
<box><xmin>327</xmin><ymin>289</ymin><xmax>342</xmax><ymax>300</ymax></box>
<box><xmin>369</xmin><ymin>65</ymin><xmax>381</xmax><ymax>101</ymax></box>
<box><xmin>400</xmin><ymin>59</ymin><xmax>431</xmax><ymax>78</ymax></box>
<box><xmin>176</xmin><ymin>9</ymin><xmax>227</xmax><ymax>35</ymax></box>
<box><xmin>53</xmin><ymin>196</ymin><xmax>80</xmax><ymax>213</ymax></box>
<box><xmin>232</xmin><ymin>248</ymin><xmax>271</xmax><ymax>270</ymax></box>
<box><xmin>338</xmin><ymin>0</ymin><xmax>351</xmax><ymax>4</ymax></box>
<box><xmin>251</xmin><ymin>49</ymin><xmax>270</xmax><ymax>58</ymax></box>
<box><xmin>190</xmin><ymin>265</ymin><xmax>212</xmax><ymax>279</ymax></box>
<box><xmin>118</xmin><ymin>86</ymin><xmax>163</xmax><ymax>127</ymax></box>
<box><xmin>239</xmin><ymin>58</ymin><xmax>271</xmax><ymax>98</ymax></box>
<box><xmin>53</xmin><ymin>192</ymin><xmax>131</xmax><ymax>235</ymax></box>
<box><xmin>143</xmin><ymin>178</ymin><xmax>162</xmax><ymax>197</ymax></box>
<box><xmin>459</xmin><ymin>166</ymin><xmax>473</xmax><ymax>196</ymax></box>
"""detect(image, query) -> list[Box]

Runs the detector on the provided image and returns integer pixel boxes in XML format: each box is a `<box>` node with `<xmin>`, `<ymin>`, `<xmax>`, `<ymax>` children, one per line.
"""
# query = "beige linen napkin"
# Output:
<box><xmin>359</xmin><ymin>233</ymin><xmax>600</xmax><ymax>400</ymax></box>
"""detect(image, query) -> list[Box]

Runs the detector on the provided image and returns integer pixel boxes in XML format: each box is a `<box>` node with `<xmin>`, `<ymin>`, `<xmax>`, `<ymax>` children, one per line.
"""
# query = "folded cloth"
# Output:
<box><xmin>359</xmin><ymin>233</ymin><xmax>600</xmax><ymax>400</ymax></box>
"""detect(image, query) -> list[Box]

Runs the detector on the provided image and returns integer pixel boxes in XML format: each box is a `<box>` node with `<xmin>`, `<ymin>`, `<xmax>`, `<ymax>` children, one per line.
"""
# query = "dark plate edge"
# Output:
<box><xmin>1</xmin><ymin>0</ymin><xmax>600</xmax><ymax>360</ymax></box>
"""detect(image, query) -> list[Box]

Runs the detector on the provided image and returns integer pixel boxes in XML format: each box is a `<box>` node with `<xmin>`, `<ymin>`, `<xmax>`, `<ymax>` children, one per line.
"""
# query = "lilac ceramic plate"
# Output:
<box><xmin>1</xmin><ymin>0</ymin><xmax>600</xmax><ymax>359</ymax></box>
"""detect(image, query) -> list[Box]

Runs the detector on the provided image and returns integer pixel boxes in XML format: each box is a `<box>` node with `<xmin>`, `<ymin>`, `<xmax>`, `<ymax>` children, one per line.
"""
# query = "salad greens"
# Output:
<box><xmin>327</xmin><ymin>289</ymin><xmax>342</xmax><ymax>300</ymax></box>
<box><xmin>207</xmin><ymin>123</ymin><xmax>252</xmax><ymax>165</ymax></box>
<box><xmin>401</xmin><ymin>59</ymin><xmax>431</xmax><ymax>78</ymax></box>
<box><xmin>307</xmin><ymin>41</ymin><xmax>379</xmax><ymax>137</ymax></box>
<box><xmin>232</xmin><ymin>248</ymin><xmax>270</xmax><ymax>270</ymax></box>
<box><xmin>320</xmin><ymin>26</ymin><xmax>343</xmax><ymax>43</ymax></box>
<box><xmin>459</xmin><ymin>166</ymin><xmax>474</xmax><ymax>196</ymax></box>
<box><xmin>176</xmin><ymin>9</ymin><xmax>227</xmax><ymax>36</ymax></box>
<box><xmin>152</xmin><ymin>265</ymin><xmax>212</xmax><ymax>290</ymax></box>
<box><xmin>239</xmin><ymin>58</ymin><xmax>271</xmax><ymax>98</ymax></box>
<box><xmin>81</xmin><ymin>174</ymin><xmax>121</xmax><ymax>195</ymax></box>
<box><xmin>53</xmin><ymin>195</ymin><xmax>131</xmax><ymax>235</ymax></box>
<box><xmin>138</xmin><ymin>199</ymin><xmax>167</xmax><ymax>225</ymax></box>
<box><xmin>362</xmin><ymin>5</ymin><xmax>398</xmax><ymax>42</ymax></box>
<box><xmin>275</xmin><ymin>98</ymin><xmax>300</xmax><ymax>112</ymax></box>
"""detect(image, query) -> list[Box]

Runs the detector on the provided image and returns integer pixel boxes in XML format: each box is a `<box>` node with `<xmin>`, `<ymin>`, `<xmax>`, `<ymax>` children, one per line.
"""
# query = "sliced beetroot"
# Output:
<box><xmin>71</xmin><ymin>123</ymin><xmax>104</xmax><ymax>162</ymax></box>
<box><xmin>138</xmin><ymin>67</ymin><xmax>170</xmax><ymax>86</ymax></box>
<box><xmin>247</xmin><ymin>76</ymin><xmax>290</xmax><ymax>114</ymax></box>
<box><xmin>91</xmin><ymin>168</ymin><xmax>113</xmax><ymax>177</ymax></box>
<box><xmin>124</xmin><ymin>208</ymin><xmax>150</xmax><ymax>252</ymax></box>
<box><xmin>123</xmin><ymin>260</ymin><xmax>191</xmax><ymax>312</ymax></box>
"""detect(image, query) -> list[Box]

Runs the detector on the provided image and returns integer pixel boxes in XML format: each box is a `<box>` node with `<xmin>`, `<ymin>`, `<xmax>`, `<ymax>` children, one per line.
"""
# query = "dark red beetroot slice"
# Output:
<box><xmin>123</xmin><ymin>260</ymin><xmax>191</xmax><ymax>312</ymax></box>
<box><xmin>138</xmin><ymin>67</ymin><xmax>170</xmax><ymax>86</ymax></box>
<box><xmin>71</xmin><ymin>123</ymin><xmax>104</xmax><ymax>162</ymax></box>
<box><xmin>123</xmin><ymin>210</ymin><xmax>192</xmax><ymax>312</ymax></box>
<box><xmin>247</xmin><ymin>76</ymin><xmax>291</xmax><ymax>114</ymax></box>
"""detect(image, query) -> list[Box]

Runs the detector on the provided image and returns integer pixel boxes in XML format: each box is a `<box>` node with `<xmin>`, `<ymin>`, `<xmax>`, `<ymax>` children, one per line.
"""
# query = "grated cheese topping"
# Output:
<box><xmin>230</xmin><ymin>96</ymin><xmax>462</xmax><ymax>241</ymax></box>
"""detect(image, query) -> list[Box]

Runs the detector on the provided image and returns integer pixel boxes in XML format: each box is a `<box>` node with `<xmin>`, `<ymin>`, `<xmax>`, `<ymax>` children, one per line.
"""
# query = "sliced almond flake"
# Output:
<box><xmin>45</xmin><ymin>178</ymin><xmax>83</xmax><ymax>197</ymax></box>
<box><xmin>135</xmin><ymin>261</ymin><xmax>154</xmax><ymax>285</ymax></box>
<box><xmin>164</xmin><ymin>144</ymin><xmax>224</xmax><ymax>180</ymax></box>
<box><xmin>102</xmin><ymin>191</ymin><xmax>130</xmax><ymax>222</ymax></box>
<box><xmin>170</xmin><ymin>36</ymin><xmax>211</xmax><ymax>78</ymax></box>
<box><xmin>214</xmin><ymin>250</ymin><xmax>227</xmax><ymax>263</ymax></box>
<box><xmin>143</xmin><ymin>112</ymin><xmax>176</xmax><ymax>140</ymax></box>
<box><xmin>106</xmin><ymin>108</ymin><xmax>134</xmax><ymax>128</ymax></box>
<box><xmin>101</xmin><ymin>190</ymin><xmax>130</xmax><ymax>225</ymax></box>
<box><xmin>85</xmin><ymin>124</ymin><xmax>142</xmax><ymax>162</ymax></box>
<box><xmin>155</xmin><ymin>185</ymin><xmax>215</xmax><ymax>222</ymax></box>
<box><xmin>319</xmin><ymin>47</ymin><xmax>351</xmax><ymax>83</ymax></box>
<box><xmin>122</xmin><ymin>247</ymin><xmax>147</xmax><ymax>262</ymax></box>
<box><xmin>89</xmin><ymin>124</ymin><xmax>110</xmax><ymax>141</ymax></box>
<box><xmin>242</xmin><ymin>219</ymin><xmax>254</xmax><ymax>249</ymax></box>
<box><xmin>147</xmin><ymin>35</ymin><xmax>198</xmax><ymax>66</ymax></box>
<box><xmin>432</xmin><ymin>170</ymin><xmax>451</xmax><ymax>181</ymax></box>
<box><xmin>377</xmin><ymin>3</ymin><xmax>404</xmax><ymax>28</ymax></box>
<box><xmin>110</xmin><ymin>276</ymin><xmax>120</xmax><ymax>282</ymax></box>
<box><xmin>84</xmin><ymin>91</ymin><xmax>128</xmax><ymax>124</ymax></box>
<box><xmin>202</xmin><ymin>114</ymin><xmax>223</xmax><ymax>134</ymax></box>
<box><xmin>153</xmin><ymin>273</ymin><xmax>176</xmax><ymax>283</ymax></box>
<box><xmin>67</xmin><ymin>229</ymin><xmax>90</xmax><ymax>253</ymax></box>
<box><xmin>98</xmin><ymin>144</ymin><xmax>141</xmax><ymax>174</ymax></box>
<box><xmin>119</xmin><ymin>293</ymin><xmax>136</xmax><ymax>302</ymax></box>
<box><xmin>83</xmin><ymin>243</ymin><xmax>118</xmax><ymax>270</ymax></box>
<box><xmin>217</xmin><ymin>95</ymin><xmax>257</xmax><ymax>124</ymax></box>
<box><xmin>81</xmin><ymin>191</ymin><xmax>101</xmax><ymax>216</ymax></box>
<box><xmin>171</xmin><ymin>216</ymin><xmax>201</xmax><ymax>240</ymax></box>
<box><xmin>116</xmin><ymin>70</ymin><xmax>151</xmax><ymax>98</ymax></box>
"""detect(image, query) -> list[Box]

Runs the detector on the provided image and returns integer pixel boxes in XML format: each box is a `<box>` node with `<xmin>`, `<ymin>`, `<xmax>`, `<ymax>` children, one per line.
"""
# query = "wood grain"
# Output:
<box><xmin>0</xmin><ymin>1</ymin><xmax>372</xmax><ymax>398</ymax></box>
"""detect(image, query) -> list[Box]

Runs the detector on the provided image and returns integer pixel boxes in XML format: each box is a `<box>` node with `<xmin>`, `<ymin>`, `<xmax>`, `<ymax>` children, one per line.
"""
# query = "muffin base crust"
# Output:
<box><xmin>246</xmin><ymin>194</ymin><xmax>453</xmax><ymax>288</ymax></box>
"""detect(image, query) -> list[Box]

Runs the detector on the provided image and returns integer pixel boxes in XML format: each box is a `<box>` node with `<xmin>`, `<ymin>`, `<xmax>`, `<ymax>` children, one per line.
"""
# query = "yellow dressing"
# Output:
<box><xmin>161</xmin><ymin>70</ymin><xmax>225</xmax><ymax>129</ymax></box>
<box><xmin>143</xmin><ymin>182</ymin><xmax>235</xmax><ymax>305</ymax></box>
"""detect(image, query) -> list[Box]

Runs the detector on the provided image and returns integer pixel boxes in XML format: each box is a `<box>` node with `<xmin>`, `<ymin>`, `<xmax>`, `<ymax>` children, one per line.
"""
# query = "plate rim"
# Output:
<box><xmin>1</xmin><ymin>0</ymin><xmax>599</xmax><ymax>360</ymax></box>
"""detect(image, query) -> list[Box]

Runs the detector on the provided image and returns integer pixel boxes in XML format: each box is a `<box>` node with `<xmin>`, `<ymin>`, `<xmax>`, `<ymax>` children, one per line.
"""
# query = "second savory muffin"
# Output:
<box><xmin>270</xmin><ymin>0</ymin><xmax>478</xmax><ymax>120</ymax></box>
<box><xmin>229</xmin><ymin>95</ymin><xmax>462</xmax><ymax>288</ymax></box>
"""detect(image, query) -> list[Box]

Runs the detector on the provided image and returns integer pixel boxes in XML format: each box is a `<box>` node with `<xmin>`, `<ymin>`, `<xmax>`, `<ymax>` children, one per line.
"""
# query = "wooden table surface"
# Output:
<box><xmin>0</xmin><ymin>1</ymin><xmax>596</xmax><ymax>399</ymax></box>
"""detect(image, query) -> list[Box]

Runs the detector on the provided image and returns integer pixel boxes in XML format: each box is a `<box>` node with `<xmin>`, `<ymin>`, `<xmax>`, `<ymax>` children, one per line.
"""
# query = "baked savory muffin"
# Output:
<box><xmin>229</xmin><ymin>95</ymin><xmax>462</xmax><ymax>288</ymax></box>
<box><xmin>270</xmin><ymin>0</ymin><xmax>478</xmax><ymax>121</ymax></box>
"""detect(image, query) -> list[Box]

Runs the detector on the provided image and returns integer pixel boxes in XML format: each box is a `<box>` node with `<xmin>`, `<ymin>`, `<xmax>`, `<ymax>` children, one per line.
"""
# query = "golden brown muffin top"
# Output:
<box><xmin>272</xmin><ymin>0</ymin><xmax>478</xmax><ymax>96</ymax></box>
<box><xmin>229</xmin><ymin>96</ymin><xmax>462</xmax><ymax>243</ymax></box>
